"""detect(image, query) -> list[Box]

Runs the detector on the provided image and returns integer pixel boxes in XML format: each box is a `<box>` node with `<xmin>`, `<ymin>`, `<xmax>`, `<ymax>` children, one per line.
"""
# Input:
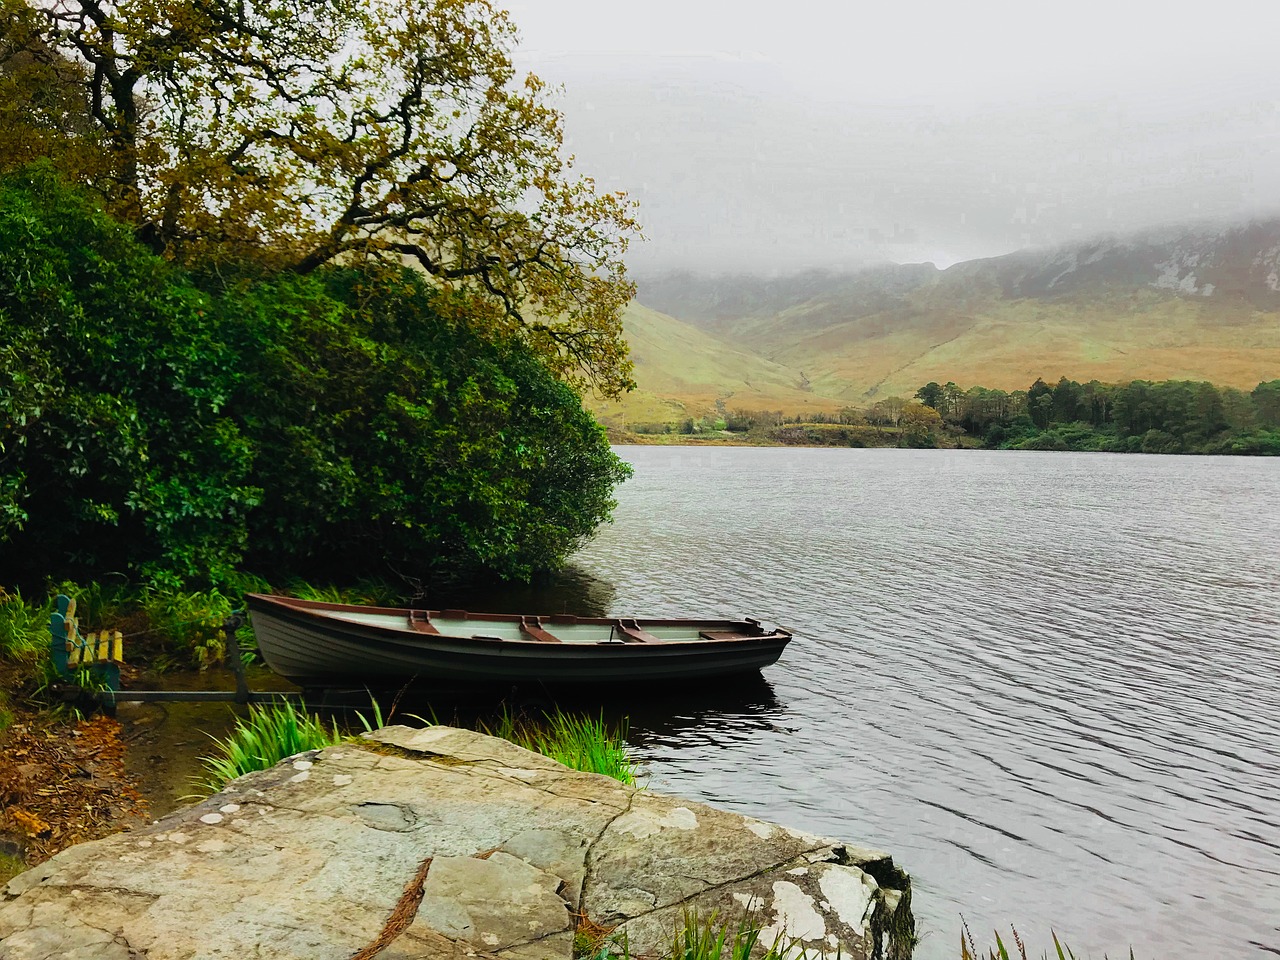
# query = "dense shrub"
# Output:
<box><xmin>0</xmin><ymin>165</ymin><xmax>629</xmax><ymax>588</ymax></box>
<box><xmin>0</xmin><ymin>163</ymin><xmax>256</xmax><ymax>586</ymax></box>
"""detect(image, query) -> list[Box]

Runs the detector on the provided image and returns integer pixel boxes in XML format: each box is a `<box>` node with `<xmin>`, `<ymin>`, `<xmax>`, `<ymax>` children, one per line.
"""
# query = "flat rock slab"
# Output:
<box><xmin>0</xmin><ymin>725</ymin><xmax>913</xmax><ymax>959</ymax></box>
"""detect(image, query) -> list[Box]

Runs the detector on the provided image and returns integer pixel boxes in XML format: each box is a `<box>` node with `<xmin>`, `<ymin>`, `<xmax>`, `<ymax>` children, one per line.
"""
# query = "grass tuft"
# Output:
<box><xmin>286</xmin><ymin>578</ymin><xmax>400</xmax><ymax>607</ymax></box>
<box><xmin>579</xmin><ymin>910</ymin><xmax>822</xmax><ymax>960</ymax></box>
<box><xmin>197</xmin><ymin>700</ymin><xmax>341</xmax><ymax>792</ymax></box>
<box><xmin>962</xmin><ymin>919</ymin><xmax>1136</xmax><ymax>960</ymax></box>
<box><xmin>482</xmin><ymin>708</ymin><xmax>637</xmax><ymax>785</ymax></box>
<box><xmin>0</xmin><ymin>588</ymin><xmax>52</xmax><ymax>663</ymax></box>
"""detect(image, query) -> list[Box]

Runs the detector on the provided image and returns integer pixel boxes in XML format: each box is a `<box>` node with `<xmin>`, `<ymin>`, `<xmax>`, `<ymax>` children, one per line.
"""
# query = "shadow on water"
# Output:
<box><xmin>123</xmin><ymin>666</ymin><xmax>786</xmax><ymax>819</ymax></box>
<box><xmin>304</xmin><ymin>670</ymin><xmax>785</xmax><ymax>747</ymax></box>
<box><xmin>407</xmin><ymin>562</ymin><xmax>617</xmax><ymax>618</ymax></box>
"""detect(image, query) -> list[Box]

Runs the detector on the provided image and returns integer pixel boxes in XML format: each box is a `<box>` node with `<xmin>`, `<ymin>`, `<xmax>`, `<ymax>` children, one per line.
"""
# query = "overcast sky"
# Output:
<box><xmin>502</xmin><ymin>0</ymin><xmax>1280</xmax><ymax>273</ymax></box>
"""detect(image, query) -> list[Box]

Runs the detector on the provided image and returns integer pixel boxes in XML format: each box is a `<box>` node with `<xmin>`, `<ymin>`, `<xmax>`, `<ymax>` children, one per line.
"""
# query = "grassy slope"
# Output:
<box><xmin>759</xmin><ymin>289</ymin><xmax>1280</xmax><ymax>401</ymax></box>
<box><xmin>609</xmin><ymin>290</ymin><xmax>1280</xmax><ymax>417</ymax></box>
<box><xmin>587</xmin><ymin>302</ymin><xmax>845</xmax><ymax>425</ymax></box>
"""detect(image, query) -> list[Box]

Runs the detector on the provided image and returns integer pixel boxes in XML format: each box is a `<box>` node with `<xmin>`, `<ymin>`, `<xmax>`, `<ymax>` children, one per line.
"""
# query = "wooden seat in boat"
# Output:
<box><xmin>520</xmin><ymin>616</ymin><xmax>561</xmax><ymax>643</ymax></box>
<box><xmin>408</xmin><ymin>610</ymin><xmax>439</xmax><ymax>634</ymax></box>
<box><xmin>614</xmin><ymin>619</ymin><xmax>659</xmax><ymax>643</ymax></box>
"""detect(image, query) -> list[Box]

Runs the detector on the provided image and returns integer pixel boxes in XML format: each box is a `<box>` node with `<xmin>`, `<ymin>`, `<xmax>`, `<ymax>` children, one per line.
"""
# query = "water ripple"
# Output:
<box><xmin>573</xmin><ymin>447</ymin><xmax>1280</xmax><ymax>960</ymax></box>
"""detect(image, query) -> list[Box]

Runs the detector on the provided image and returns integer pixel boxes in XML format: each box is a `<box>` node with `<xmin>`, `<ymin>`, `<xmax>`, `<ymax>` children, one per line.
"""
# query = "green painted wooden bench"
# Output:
<box><xmin>48</xmin><ymin>594</ymin><xmax>122</xmax><ymax>692</ymax></box>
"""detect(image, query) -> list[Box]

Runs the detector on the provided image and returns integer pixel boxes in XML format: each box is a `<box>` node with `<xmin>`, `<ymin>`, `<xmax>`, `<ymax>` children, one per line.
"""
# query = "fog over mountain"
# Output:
<box><xmin>505</xmin><ymin>1</ymin><xmax>1280</xmax><ymax>275</ymax></box>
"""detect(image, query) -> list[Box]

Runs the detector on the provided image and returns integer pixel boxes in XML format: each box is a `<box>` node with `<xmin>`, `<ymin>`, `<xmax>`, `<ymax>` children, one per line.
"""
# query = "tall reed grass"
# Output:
<box><xmin>286</xmin><ymin>579</ymin><xmax>400</xmax><ymax>607</ymax></box>
<box><xmin>482</xmin><ymin>709</ymin><xmax>638</xmax><ymax>785</ymax></box>
<box><xmin>198</xmin><ymin>700</ymin><xmax>342</xmax><ymax>792</ymax></box>
<box><xmin>962</xmin><ymin>922</ymin><xmax>1136</xmax><ymax>960</ymax></box>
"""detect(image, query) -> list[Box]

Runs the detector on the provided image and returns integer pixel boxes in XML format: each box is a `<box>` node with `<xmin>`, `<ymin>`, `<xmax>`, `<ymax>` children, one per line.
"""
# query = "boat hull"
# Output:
<box><xmin>246</xmin><ymin>595</ymin><xmax>792</xmax><ymax>687</ymax></box>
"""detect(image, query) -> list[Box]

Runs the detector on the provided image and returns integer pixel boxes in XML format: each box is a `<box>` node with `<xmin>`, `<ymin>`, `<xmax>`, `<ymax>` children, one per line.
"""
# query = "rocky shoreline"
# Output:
<box><xmin>0</xmin><ymin>725</ymin><xmax>915</xmax><ymax>959</ymax></box>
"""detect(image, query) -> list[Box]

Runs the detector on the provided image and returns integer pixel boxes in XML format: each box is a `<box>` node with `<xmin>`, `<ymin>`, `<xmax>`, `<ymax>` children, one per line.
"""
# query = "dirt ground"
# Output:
<box><xmin>0</xmin><ymin>705</ymin><xmax>150</xmax><ymax>880</ymax></box>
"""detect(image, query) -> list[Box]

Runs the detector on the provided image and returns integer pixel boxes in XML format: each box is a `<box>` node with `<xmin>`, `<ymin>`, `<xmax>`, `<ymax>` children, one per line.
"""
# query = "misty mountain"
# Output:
<box><xmin>600</xmin><ymin>219</ymin><xmax>1280</xmax><ymax>420</ymax></box>
<box><xmin>636</xmin><ymin>218</ymin><xmax>1280</xmax><ymax>330</ymax></box>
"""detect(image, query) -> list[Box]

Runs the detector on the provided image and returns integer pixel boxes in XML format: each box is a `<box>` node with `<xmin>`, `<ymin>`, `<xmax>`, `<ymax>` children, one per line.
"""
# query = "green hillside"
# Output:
<box><xmin>752</xmin><ymin>289</ymin><xmax>1280</xmax><ymax>402</ymax></box>
<box><xmin>615</xmin><ymin>225</ymin><xmax>1280</xmax><ymax>422</ymax></box>
<box><xmin>587</xmin><ymin>302</ymin><xmax>843</xmax><ymax>426</ymax></box>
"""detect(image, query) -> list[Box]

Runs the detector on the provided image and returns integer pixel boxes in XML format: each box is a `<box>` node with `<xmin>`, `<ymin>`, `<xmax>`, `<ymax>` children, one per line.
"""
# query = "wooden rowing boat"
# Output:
<box><xmin>245</xmin><ymin>593</ymin><xmax>793</xmax><ymax>686</ymax></box>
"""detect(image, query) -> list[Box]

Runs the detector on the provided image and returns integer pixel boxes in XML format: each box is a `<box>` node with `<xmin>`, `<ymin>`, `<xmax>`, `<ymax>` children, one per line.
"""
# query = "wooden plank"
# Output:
<box><xmin>614</xmin><ymin>619</ymin><xmax>659</xmax><ymax>643</ymax></box>
<box><xmin>407</xmin><ymin>611</ymin><xmax>440</xmax><ymax>635</ymax></box>
<box><xmin>698</xmin><ymin>631</ymin><xmax>750</xmax><ymax>642</ymax></box>
<box><xmin>519</xmin><ymin>617</ymin><xmax>561</xmax><ymax>643</ymax></box>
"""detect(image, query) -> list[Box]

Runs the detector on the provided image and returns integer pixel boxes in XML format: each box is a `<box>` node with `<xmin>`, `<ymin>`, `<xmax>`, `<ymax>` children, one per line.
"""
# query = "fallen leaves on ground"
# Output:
<box><xmin>0</xmin><ymin>713</ymin><xmax>149</xmax><ymax>869</ymax></box>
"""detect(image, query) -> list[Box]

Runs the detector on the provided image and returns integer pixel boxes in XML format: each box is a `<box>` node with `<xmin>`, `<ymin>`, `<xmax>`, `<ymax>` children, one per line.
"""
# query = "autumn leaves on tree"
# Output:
<box><xmin>0</xmin><ymin>0</ymin><xmax>641</xmax><ymax>587</ymax></box>
<box><xmin>0</xmin><ymin>0</ymin><xmax>639</xmax><ymax>396</ymax></box>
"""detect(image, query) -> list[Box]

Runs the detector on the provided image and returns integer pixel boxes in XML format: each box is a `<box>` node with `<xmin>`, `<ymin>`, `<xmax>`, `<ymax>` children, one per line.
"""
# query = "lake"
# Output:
<box><xmin>561</xmin><ymin>445</ymin><xmax>1280</xmax><ymax>959</ymax></box>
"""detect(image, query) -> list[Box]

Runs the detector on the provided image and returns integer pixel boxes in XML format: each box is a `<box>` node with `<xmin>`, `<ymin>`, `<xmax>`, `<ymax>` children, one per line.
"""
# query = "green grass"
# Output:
<box><xmin>482</xmin><ymin>708</ymin><xmax>638</xmax><ymax>785</ymax></box>
<box><xmin>0</xmin><ymin>851</ymin><xmax>27</xmax><ymax>885</ymax></box>
<box><xmin>285</xmin><ymin>578</ymin><xmax>400</xmax><ymax>607</ymax></box>
<box><xmin>579</xmin><ymin>910</ymin><xmax>823</xmax><ymax>960</ymax></box>
<box><xmin>962</xmin><ymin>923</ymin><xmax>1136</xmax><ymax>960</ymax></box>
<box><xmin>0</xmin><ymin>588</ymin><xmax>52</xmax><ymax>663</ymax></box>
<box><xmin>197</xmin><ymin>700</ymin><xmax>343</xmax><ymax>792</ymax></box>
<box><xmin>141</xmin><ymin>586</ymin><xmax>236</xmax><ymax>668</ymax></box>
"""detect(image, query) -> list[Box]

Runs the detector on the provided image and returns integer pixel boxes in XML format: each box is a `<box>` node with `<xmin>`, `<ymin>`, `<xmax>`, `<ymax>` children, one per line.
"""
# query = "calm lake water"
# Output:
<box><xmin>552</xmin><ymin>446</ymin><xmax>1279</xmax><ymax>960</ymax></box>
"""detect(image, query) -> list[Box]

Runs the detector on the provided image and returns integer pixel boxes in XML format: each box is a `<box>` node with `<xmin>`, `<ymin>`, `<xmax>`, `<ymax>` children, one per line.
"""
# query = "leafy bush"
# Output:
<box><xmin>1222</xmin><ymin>429</ymin><xmax>1280</xmax><ymax>455</ymax></box>
<box><xmin>0</xmin><ymin>163</ymin><xmax>258</xmax><ymax>587</ymax></box>
<box><xmin>140</xmin><ymin>587</ymin><xmax>236</xmax><ymax>668</ymax></box>
<box><xmin>221</xmin><ymin>268</ymin><xmax>631</xmax><ymax>583</ymax></box>
<box><xmin>1139</xmin><ymin>429</ymin><xmax>1183</xmax><ymax>454</ymax></box>
<box><xmin>0</xmin><ymin>165</ymin><xmax>630</xmax><ymax>589</ymax></box>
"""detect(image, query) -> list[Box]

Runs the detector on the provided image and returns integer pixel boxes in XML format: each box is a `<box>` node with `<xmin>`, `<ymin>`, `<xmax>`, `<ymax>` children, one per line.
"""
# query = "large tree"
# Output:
<box><xmin>0</xmin><ymin>0</ymin><xmax>638</xmax><ymax>395</ymax></box>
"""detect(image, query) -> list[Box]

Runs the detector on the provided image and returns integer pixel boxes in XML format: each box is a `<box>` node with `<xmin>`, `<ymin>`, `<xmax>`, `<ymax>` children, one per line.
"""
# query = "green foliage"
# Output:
<box><xmin>579</xmin><ymin>911</ymin><xmax>823</xmax><ymax>960</ymax></box>
<box><xmin>1219</xmin><ymin>429</ymin><xmax>1280</xmax><ymax>455</ymax></box>
<box><xmin>664</xmin><ymin>911</ymin><xmax>768</xmax><ymax>960</ymax></box>
<box><xmin>0</xmin><ymin>166</ymin><xmax>631</xmax><ymax>589</ymax></box>
<box><xmin>285</xmin><ymin>580</ymin><xmax>400</xmax><ymax>608</ymax></box>
<box><xmin>916</xmin><ymin>375</ymin><xmax>1280</xmax><ymax>456</ymax></box>
<box><xmin>140</xmin><ymin>587</ymin><xmax>235</xmax><ymax>669</ymax></box>
<box><xmin>482</xmin><ymin>709</ymin><xmax>638</xmax><ymax>785</ymax></box>
<box><xmin>0</xmin><ymin>587</ymin><xmax>50</xmax><ymax>662</ymax></box>
<box><xmin>0</xmin><ymin>163</ymin><xmax>257</xmax><ymax>587</ymax></box>
<box><xmin>197</xmin><ymin>700</ymin><xmax>342</xmax><ymax>792</ymax></box>
<box><xmin>0</xmin><ymin>850</ymin><xmax>26</xmax><ymax>885</ymax></box>
<box><xmin>4</xmin><ymin>0</ymin><xmax>640</xmax><ymax>397</ymax></box>
<box><xmin>223</xmin><ymin>267</ymin><xmax>632</xmax><ymax>582</ymax></box>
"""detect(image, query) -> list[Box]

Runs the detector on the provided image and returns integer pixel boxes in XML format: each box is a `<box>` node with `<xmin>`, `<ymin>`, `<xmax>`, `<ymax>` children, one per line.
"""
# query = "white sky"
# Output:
<box><xmin>503</xmin><ymin>0</ymin><xmax>1280</xmax><ymax>272</ymax></box>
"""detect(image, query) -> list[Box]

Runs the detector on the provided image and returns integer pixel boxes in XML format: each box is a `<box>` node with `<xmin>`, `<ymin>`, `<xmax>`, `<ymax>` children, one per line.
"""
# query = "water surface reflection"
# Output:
<box><xmin>559</xmin><ymin>446</ymin><xmax>1280</xmax><ymax>960</ymax></box>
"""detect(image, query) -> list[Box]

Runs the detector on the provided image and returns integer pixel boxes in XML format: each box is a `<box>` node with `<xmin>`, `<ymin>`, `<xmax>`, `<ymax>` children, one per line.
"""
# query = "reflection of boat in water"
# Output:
<box><xmin>610</xmin><ymin>670</ymin><xmax>788</xmax><ymax>750</ymax></box>
<box><xmin>247</xmin><ymin>594</ymin><xmax>792</xmax><ymax>687</ymax></box>
<box><xmin>308</xmin><ymin>668</ymin><xmax>787</xmax><ymax>755</ymax></box>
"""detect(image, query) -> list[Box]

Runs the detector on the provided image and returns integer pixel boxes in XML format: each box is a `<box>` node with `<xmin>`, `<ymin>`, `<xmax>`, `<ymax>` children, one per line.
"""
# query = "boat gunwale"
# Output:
<box><xmin>245</xmin><ymin>593</ymin><xmax>792</xmax><ymax>647</ymax></box>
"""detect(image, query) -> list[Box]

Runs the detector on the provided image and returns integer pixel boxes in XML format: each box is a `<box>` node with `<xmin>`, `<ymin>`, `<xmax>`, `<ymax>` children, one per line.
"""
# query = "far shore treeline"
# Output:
<box><xmin>630</xmin><ymin>376</ymin><xmax>1280</xmax><ymax>455</ymax></box>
